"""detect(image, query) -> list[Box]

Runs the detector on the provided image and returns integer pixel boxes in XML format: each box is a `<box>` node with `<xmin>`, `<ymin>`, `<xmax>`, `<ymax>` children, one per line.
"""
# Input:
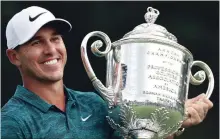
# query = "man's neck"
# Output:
<box><xmin>23</xmin><ymin>77</ymin><xmax>66</xmax><ymax>112</ymax></box>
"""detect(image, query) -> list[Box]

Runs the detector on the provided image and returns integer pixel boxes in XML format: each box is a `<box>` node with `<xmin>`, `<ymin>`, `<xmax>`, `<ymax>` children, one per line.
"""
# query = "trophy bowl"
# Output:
<box><xmin>80</xmin><ymin>7</ymin><xmax>214</xmax><ymax>139</ymax></box>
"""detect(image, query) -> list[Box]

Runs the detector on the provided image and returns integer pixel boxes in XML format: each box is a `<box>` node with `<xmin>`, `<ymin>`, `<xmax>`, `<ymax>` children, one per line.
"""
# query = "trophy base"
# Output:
<box><xmin>107</xmin><ymin>104</ymin><xmax>183</xmax><ymax>139</ymax></box>
<box><xmin>130</xmin><ymin>129</ymin><xmax>157</xmax><ymax>139</ymax></box>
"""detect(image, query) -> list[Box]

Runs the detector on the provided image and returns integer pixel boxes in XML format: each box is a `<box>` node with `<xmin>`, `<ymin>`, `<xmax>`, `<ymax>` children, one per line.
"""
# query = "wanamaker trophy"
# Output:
<box><xmin>80</xmin><ymin>7</ymin><xmax>214</xmax><ymax>139</ymax></box>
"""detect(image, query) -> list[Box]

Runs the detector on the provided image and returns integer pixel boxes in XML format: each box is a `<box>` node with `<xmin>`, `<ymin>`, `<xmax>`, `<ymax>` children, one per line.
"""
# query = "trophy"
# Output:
<box><xmin>80</xmin><ymin>7</ymin><xmax>214</xmax><ymax>139</ymax></box>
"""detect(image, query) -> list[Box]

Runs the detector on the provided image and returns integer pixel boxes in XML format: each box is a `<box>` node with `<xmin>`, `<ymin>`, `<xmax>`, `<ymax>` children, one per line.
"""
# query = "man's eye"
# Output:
<box><xmin>31</xmin><ymin>40</ymin><xmax>41</xmax><ymax>46</ymax></box>
<box><xmin>51</xmin><ymin>36</ymin><xmax>61</xmax><ymax>42</ymax></box>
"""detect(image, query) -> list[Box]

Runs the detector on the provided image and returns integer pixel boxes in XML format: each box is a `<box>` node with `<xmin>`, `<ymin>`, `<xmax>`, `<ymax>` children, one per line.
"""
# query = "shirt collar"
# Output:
<box><xmin>13</xmin><ymin>85</ymin><xmax>75</xmax><ymax>113</ymax></box>
<box><xmin>63</xmin><ymin>85</ymin><xmax>75</xmax><ymax>101</ymax></box>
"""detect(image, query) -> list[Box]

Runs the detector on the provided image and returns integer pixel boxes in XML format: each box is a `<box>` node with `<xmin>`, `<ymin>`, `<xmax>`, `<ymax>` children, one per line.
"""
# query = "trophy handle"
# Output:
<box><xmin>189</xmin><ymin>60</ymin><xmax>214</xmax><ymax>99</ymax></box>
<box><xmin>178</xmin><ymin>61</ymin><xmax>215</xmax><ymax>137</ymax></box>
<box><xmin>81</xmin><ymin>31</ymin><xmax>115</xmax><ymax>107</ymax></box>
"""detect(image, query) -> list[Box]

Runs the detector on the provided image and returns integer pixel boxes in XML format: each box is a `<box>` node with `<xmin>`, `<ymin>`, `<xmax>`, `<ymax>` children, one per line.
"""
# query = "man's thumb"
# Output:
<box><xmin>187</xmin><ymin>93</ymin><xmax>206</xmax><ymax>103</ymax></box>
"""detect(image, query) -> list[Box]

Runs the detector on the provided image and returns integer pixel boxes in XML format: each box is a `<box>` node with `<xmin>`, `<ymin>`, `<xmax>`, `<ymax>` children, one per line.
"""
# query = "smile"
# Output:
<box><xmin>44</xmin><ymin>59</ymin><xmax>58</xmax><ymax>65</ymax></box>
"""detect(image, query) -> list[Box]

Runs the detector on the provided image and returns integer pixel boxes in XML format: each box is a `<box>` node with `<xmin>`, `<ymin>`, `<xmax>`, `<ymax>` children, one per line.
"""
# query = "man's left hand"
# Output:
<box><xmin>182</xmin><ymin>93</ymin><xmax>213</xmax><ymax>128</ymax></box>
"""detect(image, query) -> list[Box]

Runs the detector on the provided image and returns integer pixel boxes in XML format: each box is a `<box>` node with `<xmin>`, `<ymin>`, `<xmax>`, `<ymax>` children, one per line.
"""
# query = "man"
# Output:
<box><xmin>1</xmin><ymin>6</ymin><xmax>213</xmax><ymax>139</ymax></box>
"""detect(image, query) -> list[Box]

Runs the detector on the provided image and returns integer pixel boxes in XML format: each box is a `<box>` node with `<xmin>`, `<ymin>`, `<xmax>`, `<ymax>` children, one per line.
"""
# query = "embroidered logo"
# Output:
<box><xmin>29</xmin><ymin>12</ymin><xmax>46</xmax><ymax>22</ymax></box>
<box><xmin>81</xmin><ymin>114</ymin><xmax>92</xmax><ymax>122</ymax></box>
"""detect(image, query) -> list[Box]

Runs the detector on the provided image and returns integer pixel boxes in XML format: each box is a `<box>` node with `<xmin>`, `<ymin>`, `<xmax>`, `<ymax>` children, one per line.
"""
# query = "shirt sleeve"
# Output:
<box><xmin>1</xmin><ymin>115</ymin><xmax>26</xmax><ymax>139</ymax></box>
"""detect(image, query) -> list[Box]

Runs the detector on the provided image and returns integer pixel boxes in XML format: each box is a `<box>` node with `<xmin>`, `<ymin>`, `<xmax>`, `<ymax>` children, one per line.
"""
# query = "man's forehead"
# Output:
<box><xmin>32</xmin><ymin>26</ymin><xmax>60</xmax><ymax>39</ymax></box>
<box><xmin>35</xmin><ymin>26</ymin><xmax>59</xmax><ymax>36</ymax></box>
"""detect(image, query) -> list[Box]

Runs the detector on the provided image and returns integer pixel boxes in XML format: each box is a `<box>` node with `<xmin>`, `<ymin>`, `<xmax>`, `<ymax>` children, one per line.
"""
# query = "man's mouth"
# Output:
<box><xmin>43</xmin><ymin>59</ymin><xmax>58</xmax><ymax>65</ymax></box>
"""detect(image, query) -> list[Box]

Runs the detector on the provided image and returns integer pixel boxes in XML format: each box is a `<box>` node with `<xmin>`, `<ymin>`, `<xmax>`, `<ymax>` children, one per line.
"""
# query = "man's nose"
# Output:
<box><xmin>43</xmin><ymin>41</ymin><xmax>56</xmax><ymax>55</ymax></box>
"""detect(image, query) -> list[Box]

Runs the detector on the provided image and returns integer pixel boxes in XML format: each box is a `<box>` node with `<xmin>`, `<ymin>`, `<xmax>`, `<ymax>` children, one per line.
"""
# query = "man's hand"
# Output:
<box><xmin>182</xmin><ymin>93</ymin><xmax>213</xmax><ymax>128</ymax></box>
<box><xmin>165</xmin><ymin>93</ymin><xmax>213</xmax><ymax>139</ymax></box>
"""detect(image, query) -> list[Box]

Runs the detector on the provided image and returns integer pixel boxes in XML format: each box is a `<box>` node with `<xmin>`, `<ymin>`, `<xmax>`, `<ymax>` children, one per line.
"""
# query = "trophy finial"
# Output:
<box><xmin>144</xmin><ymin>7</ymin><xmax>160</xmax><ymax>24</ymax></box>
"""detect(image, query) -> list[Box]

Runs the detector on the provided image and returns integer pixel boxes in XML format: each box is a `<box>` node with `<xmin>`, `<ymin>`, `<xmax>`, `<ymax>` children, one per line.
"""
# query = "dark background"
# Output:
<box><xmin>1</xmin><ymin>1</ymin><xmax>219</xmax><ymax>139</ymax></box>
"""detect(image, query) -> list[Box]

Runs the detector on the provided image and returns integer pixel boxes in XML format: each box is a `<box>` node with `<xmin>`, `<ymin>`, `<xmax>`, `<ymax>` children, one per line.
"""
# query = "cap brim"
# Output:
<box><xmin>43</xmin><ymin>18</ymin><xmax>72</xmax><ymax>34</ymax></box>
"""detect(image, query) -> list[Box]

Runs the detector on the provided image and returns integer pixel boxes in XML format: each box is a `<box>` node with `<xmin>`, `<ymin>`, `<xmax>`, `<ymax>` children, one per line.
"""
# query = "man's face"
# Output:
<box><xmin>15</xmin><ymin>26</ymin><xmax>67</xmax><ymax>83</ymax></box>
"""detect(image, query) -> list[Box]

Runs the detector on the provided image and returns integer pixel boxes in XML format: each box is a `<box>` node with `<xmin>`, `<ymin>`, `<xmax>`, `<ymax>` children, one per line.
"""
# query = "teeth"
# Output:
<box><xmin>44</xmin><ymin>59</ymin><xmax>58</xmax><ymax>65</ymax></box>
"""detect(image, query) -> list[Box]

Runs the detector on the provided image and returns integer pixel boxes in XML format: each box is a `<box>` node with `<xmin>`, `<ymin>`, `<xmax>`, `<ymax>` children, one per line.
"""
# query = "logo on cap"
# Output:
<box><xmin>29</xmin><ymin>12</ymin><xmax>46</xmax><ymax>22</ymax></box>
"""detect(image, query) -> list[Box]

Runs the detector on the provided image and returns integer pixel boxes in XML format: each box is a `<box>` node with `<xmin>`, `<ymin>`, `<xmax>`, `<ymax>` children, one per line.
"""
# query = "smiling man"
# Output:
<box><xmin>1</xmin><ymin>6</ymin><xmax>121</xmax><ymax>139</ymax></box>
<box><xmin>2</xmin><ymin>6</ymin><xmax>213</xmax><ymax>139</ymax></box>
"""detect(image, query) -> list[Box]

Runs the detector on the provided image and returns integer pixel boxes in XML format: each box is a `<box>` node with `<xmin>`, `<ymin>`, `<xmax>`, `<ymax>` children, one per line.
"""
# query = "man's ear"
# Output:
<box><xmin>6</xmin><ymin>49</ymin><xmax>21</xmax><ymax>66</ymax></box>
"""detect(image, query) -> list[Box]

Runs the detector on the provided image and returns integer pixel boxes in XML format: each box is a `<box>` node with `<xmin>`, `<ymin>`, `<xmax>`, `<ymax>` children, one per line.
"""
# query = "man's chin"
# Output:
<box><xmin>39</xmin><ymin>75</ymin><xmax>63</xmax><ymax>83</ymax></box>
<box><xmin>48</xmin><ymin>76</ymin><xmax>63</xmax><ymax>82</ymax></box>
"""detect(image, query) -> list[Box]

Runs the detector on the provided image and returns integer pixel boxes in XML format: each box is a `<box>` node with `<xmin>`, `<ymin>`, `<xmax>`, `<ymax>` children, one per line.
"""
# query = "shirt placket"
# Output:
<box><xmin>66</xmin><ymin>99</ymin><xmax>80</xmax><ymax>139</ymax></box>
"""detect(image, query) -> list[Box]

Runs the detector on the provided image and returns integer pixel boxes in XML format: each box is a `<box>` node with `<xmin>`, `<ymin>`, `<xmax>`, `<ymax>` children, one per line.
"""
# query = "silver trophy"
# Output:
<box><xmin>80</xmin><ymin>7</ymin><xmax>214</xmax><ymax>139</ymax></box>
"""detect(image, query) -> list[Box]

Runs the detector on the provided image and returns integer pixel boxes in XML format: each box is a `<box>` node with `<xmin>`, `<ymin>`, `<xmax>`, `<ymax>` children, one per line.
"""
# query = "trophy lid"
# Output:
<box><xmin>122</xmin><ymin>7</ymin><xmax>177</xmax><ymax>42</ymax></box>
<box><xmin>112</xmin><ymin>7</ymin><xmax>193</xmax><ymax>58</ymax></box>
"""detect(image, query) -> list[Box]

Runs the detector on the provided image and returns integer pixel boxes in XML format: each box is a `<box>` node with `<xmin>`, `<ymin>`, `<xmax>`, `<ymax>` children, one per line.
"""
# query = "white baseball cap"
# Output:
<box><xmin>6</xmin><ymin>6</ymin><xmax>72</xmax><ymax>49</ymax></box>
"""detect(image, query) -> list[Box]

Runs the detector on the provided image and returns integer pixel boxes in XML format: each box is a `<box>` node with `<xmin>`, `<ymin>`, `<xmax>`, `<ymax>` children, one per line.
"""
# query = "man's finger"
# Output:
<box><xmin>186</xmin><ymin>93</ymin><xmax>206</xmax><ymax>105</ymax></box>
<box><xmin>183</xmin><ymin>107</ymin><xmax>202</xmax><ymax>128</ymax></box>
<box><xmin>202</xmin><ymin>97</ymin><xmax>213</xmax><ymax>109</ymax></box>
<box><xmin>194</xmin><ymin>101</ymin><xmax>208</xmax><ymax>120</ymax></box>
